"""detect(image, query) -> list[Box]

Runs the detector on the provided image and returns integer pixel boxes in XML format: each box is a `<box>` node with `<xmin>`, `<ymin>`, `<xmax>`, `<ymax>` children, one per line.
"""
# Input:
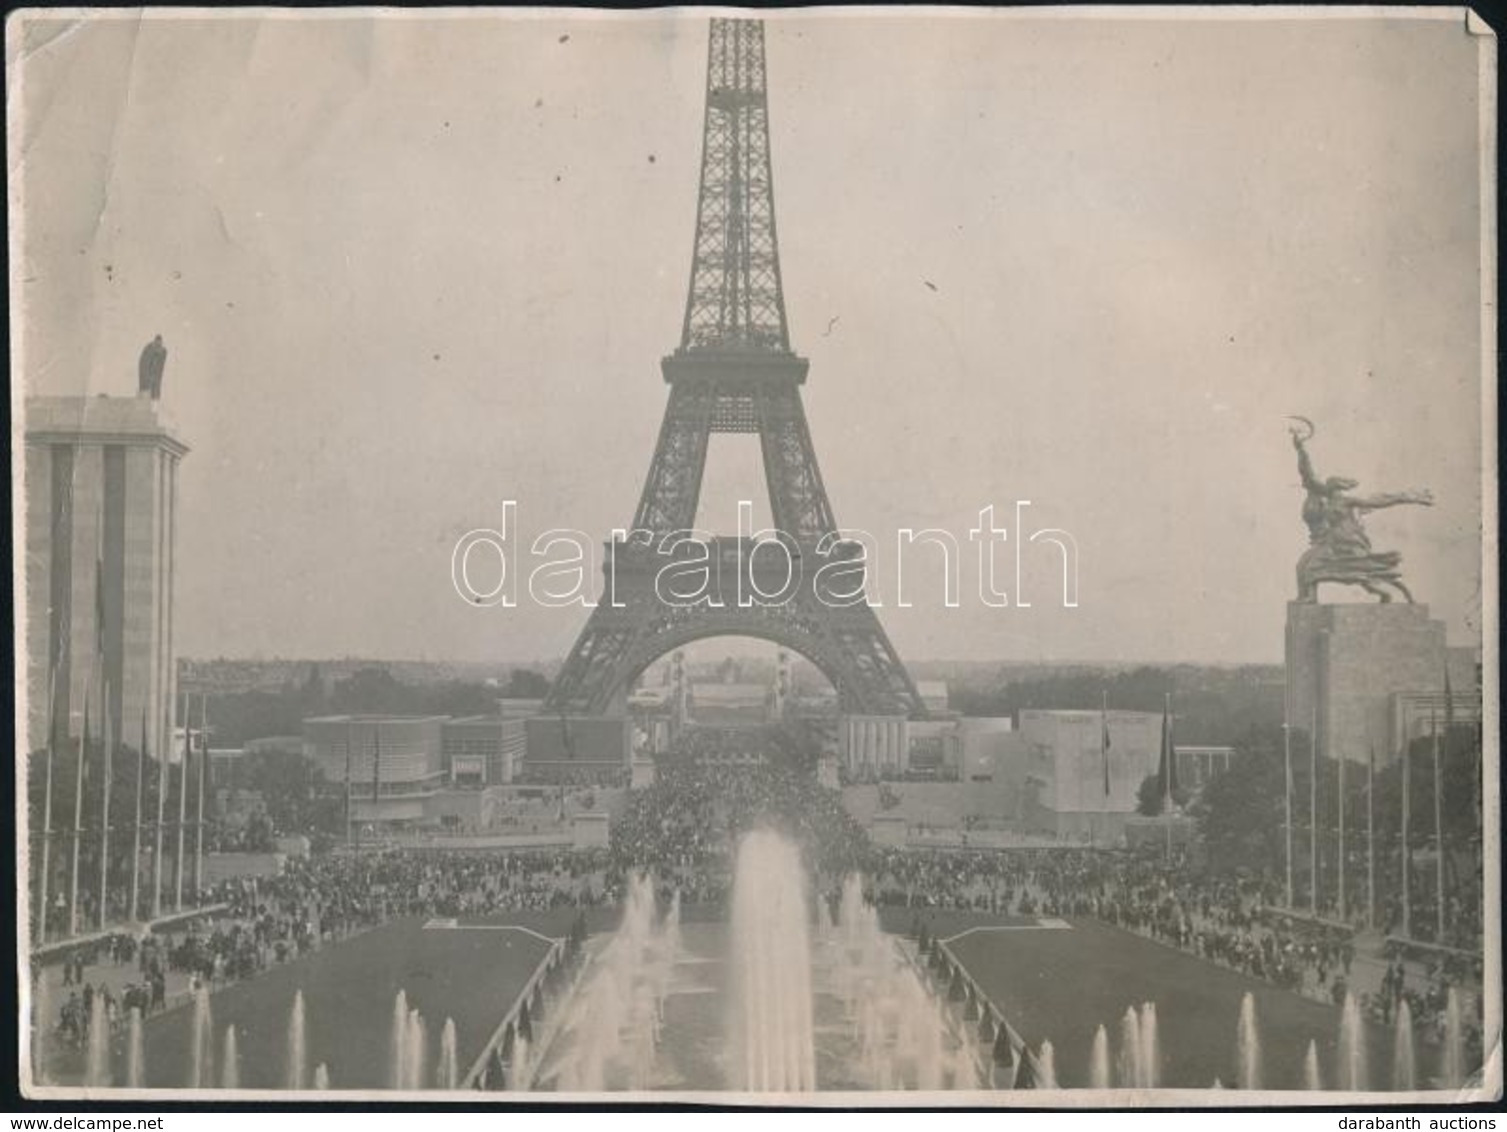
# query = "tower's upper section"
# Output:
<box><xmin>26</xmin><ymin>395</ymin><xmax>189</xmax><ymax>459</ymax></box>
<box><xmin>675</xmin><ymin>19</ymin><xmax>795</xmax><ymax>358</ymax></box>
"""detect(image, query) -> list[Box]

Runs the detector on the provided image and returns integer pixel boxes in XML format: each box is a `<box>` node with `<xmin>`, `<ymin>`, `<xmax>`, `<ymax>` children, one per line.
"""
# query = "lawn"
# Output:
<box><xmin>126</xmin><ymin>908</ymin><xmax>595</xmax><ymax>1090</ymax></box>
<box><xmin>919</xmin><ymin>911</ymin><xmax>1398</xmax><ymax>1090</ymax></box>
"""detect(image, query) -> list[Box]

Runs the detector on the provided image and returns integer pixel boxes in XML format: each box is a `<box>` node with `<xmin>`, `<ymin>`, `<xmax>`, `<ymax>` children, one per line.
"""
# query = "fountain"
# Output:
<box><xmin>1036</xmin><ymin>1041</ymin><xmax>1058</xmax><ymax>1089</ymax></box>
<box><xmin>387</xmin><ymin>990</ymin><xmax>409</xmax><ymax>1089</ymax></box>
<box><xmin>313</xmin><ymin>1064</ymin><xmax>330</xmax><ymax>1090</ymax></box>
<box><xmin>125</xmin><ymin>1007</ymin><xmax>145</xmax><ymax>1088</ymax></box>
<box><xmin>541</xmin><ymin>872</ymin><xmax>676</xmax><ymax>1090</ymax></box>
<box><xmin>1116</xmin><ymin>1006</ymin><xmax>1142</xmax><ymax>1088</ymax></box>
<box><xmin>530</xmin><ymin>836</ymin><xmax>987</xmax><ymax>1092</ymax></box>
<box><xmin>913</xmin><ymin>991</ymin><xmax>946</xmax><ymax>1091</ymax></box>
<box><xmin>438</xmin><ymin>1018</ymin><xmax>459</xmax><ymax>1089</ymax></box>
<box><xmin>404</xmin><ymin>1008</ymin><xmax>427</xmax><ymax>1091</ymax></box>
<box><xmin>1440</xmin><ymin>988</ymin><xmax>1465</xmax><ymax>1089</ymax></box>
<box><xmin>1302</xmin><ymin>1039</ymin><xmax>1321</xmax><ymax>1090</ymax></box>
<box><xmin>1138</xmin><ymin>1002</ymin><xmax>1159</xmax><ymax>1088</ymax></box>
<box><xmin>1089</xmin><ymin>1025</ymin><xmax>1111</xmax><ymax>1089</ymax></box>
<box><xmin>510</xmin><ymin>1036</ymin><xmax>530</xmax><ymax>1092</ymax></box>
<box><xmin>286</xmin><ymin>991</ymin><xmax>307</xmax><ymax>1090</ymax></box>
<box><xmin>83</xmin><ymin>994</ymin><xmax>110</xmax><ymax>1087</ymax></box>
<box><xmin>1336</xmin><ymin>991</ymin><xmax>1368</xmax><ymax>1090</ymax></box>
<box><xmin>1392</xmin><ymin>998</ymin><xmax>1416</xmax><ymax>1090</ymax></box>
<box><xmin>1235</xmin><ymin>992</ymin><xmax>1261</xmax><ymax>1090</ymax></box>
<box><xmin>187</xmin><ymin>985</ymin><xmax>213</xmax><ymax>1089</ymax></box>
<box><xmin>221</xmin><ymin>1027</ymin><xmax>240</xmax><ymax>1090</ymax></box>
<box><xmin>729</xmin><ymin>831</ymin><xmax>816</xmax><ymax>1092</ymax></box>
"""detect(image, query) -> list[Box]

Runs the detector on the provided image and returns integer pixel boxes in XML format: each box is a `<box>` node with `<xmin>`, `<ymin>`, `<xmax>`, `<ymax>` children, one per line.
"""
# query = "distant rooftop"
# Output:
<box><xmin>304</xmin><ymin>714</ymin><xmax>450</xmax><ymax>724</ymax></box>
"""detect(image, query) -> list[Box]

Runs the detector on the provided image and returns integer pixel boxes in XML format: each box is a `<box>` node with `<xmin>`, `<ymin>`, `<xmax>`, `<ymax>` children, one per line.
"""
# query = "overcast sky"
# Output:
<box><xmin>12</xmin><ymin>10</ymin><xmax>1489</xmax><ymax>665</ymax></box>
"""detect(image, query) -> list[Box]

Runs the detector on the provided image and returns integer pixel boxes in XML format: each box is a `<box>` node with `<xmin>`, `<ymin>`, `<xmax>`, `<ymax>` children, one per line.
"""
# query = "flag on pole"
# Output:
<box><xmin>70</xmin><ymin>692</ymin><xmax>90</xmax><ymax>938</ymax></box>
<box><xmin>98</xmin><ymin>678</ymin><xmax>113</xmax><ymax>929</ymax></box>
<box><xmin>1157</xmin><ymin>693</ymin><xmax>1179</xmax><ymax>809</ymax></box>
<box><xmin>344</xmin><ymin>719</ymin><xmax>354</xmax><ymax>844</ymax></box>
<box><xmin>95</xmin><ymin>545</ymin><xmax>106</xmax><ymax>662</ymax></box>
<box><xmin>1101</xmin><ymin>691</ymin><xmax>1112</xmax><ymax>797</ymax></box>
<box><xmin>1444</xmin><ymin>664</ymin><xmax>1455</xmax><ymax>743</ymax></box>
<box><xmin>372</xmin><ymin>726</ymin><xmax>381</xmax><ymax>834</ymax></box>
<box><xmin>130</xmin><ymin>707</ymin><xmax>146</xmax><ymax>923</ymax></box>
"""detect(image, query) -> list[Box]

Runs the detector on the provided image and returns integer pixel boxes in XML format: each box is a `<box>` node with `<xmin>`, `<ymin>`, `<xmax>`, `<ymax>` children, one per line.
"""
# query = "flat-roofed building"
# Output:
<box><xmin>1013</xmin><ymin>709</ymin><xmax>1165</xmax><ymax>841</ymax></box>
<box><xmin>303</xmin><ymin>715</ymin><xmax>446</xmax><ymax>829</ymax></box>
<box><xmin>442</xmin><ymin>715</ymin><xmax>524</xmax><ymax>786</ymax></box>
<box><xmin>25</xmin><ymin>394</ymin><xmax>188</xmax><ymax>757</ymax></box>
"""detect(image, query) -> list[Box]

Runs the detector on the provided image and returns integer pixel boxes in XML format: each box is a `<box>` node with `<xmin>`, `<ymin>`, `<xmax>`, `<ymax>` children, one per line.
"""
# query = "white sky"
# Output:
<box><xmin>11</xmin><ymin>10</ymin><xmax>1490</xmax><ymax>665</ymax></box>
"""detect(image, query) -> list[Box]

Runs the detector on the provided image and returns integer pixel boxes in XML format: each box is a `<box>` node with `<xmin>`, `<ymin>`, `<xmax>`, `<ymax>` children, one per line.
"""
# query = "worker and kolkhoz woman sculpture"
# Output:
<box><xmin>1289</xmin><ymin>416</ymin><xmax>1433</xmax><ymax>604</ymax></box>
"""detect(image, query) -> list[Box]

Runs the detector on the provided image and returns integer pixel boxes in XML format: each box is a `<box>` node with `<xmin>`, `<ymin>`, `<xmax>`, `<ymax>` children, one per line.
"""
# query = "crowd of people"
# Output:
<box><xmin>40</xmin><ymin>848</ymin><xmax>612</xmax><ymax>1053</ymax></box>
<box><xmin>609</xmin><ymin>732</ymin><xmax>868</xmax><ymax>891</ymax></box>
<box><xmin>869</xmin><ymin>844</ymin><xmax>1481</xmax><ymax>1063</ymax></box>
<box><xmin>47</xmin><ymin>931</ymin><xmax>170</xmax><ymax>1052</ymax></box>
<box><xmin>36</xmin><ymin>722</ymin><xmax>1486</xmax><ymax>1081</ymax></box>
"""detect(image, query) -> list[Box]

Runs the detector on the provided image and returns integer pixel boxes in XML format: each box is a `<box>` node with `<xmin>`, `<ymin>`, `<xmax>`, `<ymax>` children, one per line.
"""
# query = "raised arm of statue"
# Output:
<box><xmin>1352</xmin><ymin>489</ymin><xmax>1434</xmax><ymax>512</ymax></box>
<box><xmin>1292</xmin><ymin>433</ymin><xmax>1321</xmax><ymax>493</ymax></box>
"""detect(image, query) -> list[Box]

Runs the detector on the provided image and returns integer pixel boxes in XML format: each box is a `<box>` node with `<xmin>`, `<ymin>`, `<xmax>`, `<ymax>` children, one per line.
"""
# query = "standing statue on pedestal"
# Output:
<box><xmin>138</xmin><ymin>334</ymin><xmax>167</xmax><ymax>400</ymax></box>
<box><xmin>1289</xmin><ymin>417</ymin><xmax>1433</xmax><ymax>603</ymax></box>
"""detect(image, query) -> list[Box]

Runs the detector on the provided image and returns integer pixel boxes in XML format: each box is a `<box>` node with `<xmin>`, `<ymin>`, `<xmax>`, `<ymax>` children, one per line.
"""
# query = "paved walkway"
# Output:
<box><xmin>31</xmin><ymin>904</ymin><xmax>230</xmax><ymax>962</ymax></box>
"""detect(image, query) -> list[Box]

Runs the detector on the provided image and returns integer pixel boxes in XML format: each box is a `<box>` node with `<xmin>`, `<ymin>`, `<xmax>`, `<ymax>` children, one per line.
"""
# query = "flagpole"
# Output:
<box><xmin>69</xmin><ymin>692</ymin><xmax>89</xmax><ymax>939</ymax></box>
<box><xmin>1162</xmin><ymin>692</ymin><xmax>1174</xmax><ymax>864</ymax></box>
<box><xmin>1077</xmin><ymin>725</ymin><xmax>1085</xmax><ymax>845</ymax></box>
<box><xmin>195</xmin><ymin>694</ymin><xmax>207</xmax><ymax>901</ymax></box>
<box><xmin>1309</xmin><ymin>699</ymin><xmax>1319</xmax><ymax>916</ymax></box>
<box><xmin>1284</xmin><ymin>618</ymin><xmax>1294</xmax><ymax>910</ymax></box>
<box><xmin>1433</xmin><ymin>704</ymin><xmax>1445</xmax><ymax>944</ymax></box>
<box><xmin>1283</xmin><ymin>721</ymin><xmax>1293</xmax><ymax>909</ymax></box>
<box><xmin>37</xmin><ymin>662</ymin><xmax>59</xmax><ymax>945</ymax></box>
<box><xmin>1098</xmin><ymin>688</ymin><xmax>1110</xmax><ymax>849</ymax></box>
<box><xmin>175</xmin><ymin>693</ymin><xmax>188</xmax><ymax>911</ymax></box>
<box><xmin>98</xmin><ymin>679</ymin><xmax>113</xmax><ymax>930</ymax></box>
<box><xmin>129</xmin><ymin>709</ymin><xmax>146</xmax><ymax>924</ymax></box>
<box><xmin>1367</xmin><ymin>745</ymin><xmax>1376</xmax><ymax>930</ymax></box>
<box><xmin>1401</xmin><ymin>729</ymin><xmax>1412</xmax><ymax>938</ymax></box>
<box><xmin>344</xmin><ymin>718</ymin><xmax>354</xmax><ymax>846</ymax></box>
<box><xmin>152</xmin><ymin>691</ymin><xmax>168</xmax><ymax>921</ymax></box>
<box><xmin>372</xmin><ymin>725</ymin><xmax>382</xmax><ymax>843</ymax></box>
<box><xmin>94</xmin><ymin>514</ymin><xmax>111</xmax><ymax>932</ymax></box>
<box><xmin>1337</xmin><ymin>745</ymin><xmax>1346</xmax><ymax>924</ymax></box>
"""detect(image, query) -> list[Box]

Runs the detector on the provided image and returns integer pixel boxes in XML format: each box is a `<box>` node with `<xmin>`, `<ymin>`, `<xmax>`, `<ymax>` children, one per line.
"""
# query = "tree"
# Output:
<box><xmin>1135</xmin><ymin>773</ymin><xmax>1190</xmax><ymax>817</ymax></box>
<box><xmin>331</xmin><ymin>667</ymin><xmax>413</xmax><ymax>714</ymax></box>
<box><xmin>1189</xmin><ymin>742</ymin><xmax>1285</xmax><ymax>876</ymax></box>
<box><xmin>504</xmin><ymin>669</ymin><xmax>550</xmax><ymax>699</ymax></box>
<box><xmin>233</xmin><ymin>746</ymin><xmax>343</xmax><ymax>842</ymax></box>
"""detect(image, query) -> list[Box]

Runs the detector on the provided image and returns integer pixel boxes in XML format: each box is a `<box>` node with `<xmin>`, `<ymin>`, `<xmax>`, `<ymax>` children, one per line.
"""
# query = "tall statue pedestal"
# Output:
<box><xmin>1285</xmin><ymin>602</ymin><xmax>1446</xmax><ymax>765</ymax></box>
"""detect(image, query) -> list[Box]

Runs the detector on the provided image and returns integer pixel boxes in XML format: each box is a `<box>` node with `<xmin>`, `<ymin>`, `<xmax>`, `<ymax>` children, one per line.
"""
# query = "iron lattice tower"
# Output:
<box><xmin>546</xmin><ymin>18</ymin><xmax>926</xmax><ymax>719</ymax></box>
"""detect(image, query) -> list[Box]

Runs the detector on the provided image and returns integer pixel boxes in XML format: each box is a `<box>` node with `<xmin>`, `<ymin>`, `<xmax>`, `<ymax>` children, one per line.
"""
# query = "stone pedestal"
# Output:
<box><xmin>630</xmin><ymin>756</ymin><xmax>656</xmax><ymax>790</ymax></box>
<box><xmin>1285</xmin><ymin>602</ymin><xmax>1446</xmax><ymax>766</ymax></box>
<box><xmin>870</xmin><ymin>814</ymin><xmax>908</xmax><ymax>847</ymax></box>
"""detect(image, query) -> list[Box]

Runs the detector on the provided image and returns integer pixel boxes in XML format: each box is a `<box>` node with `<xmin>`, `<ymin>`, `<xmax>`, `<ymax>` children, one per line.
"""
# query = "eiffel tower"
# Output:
<box><xmin>545</xmin><ymin>18</ymin><xmax>925</xmax><ymax>720</ymax></box>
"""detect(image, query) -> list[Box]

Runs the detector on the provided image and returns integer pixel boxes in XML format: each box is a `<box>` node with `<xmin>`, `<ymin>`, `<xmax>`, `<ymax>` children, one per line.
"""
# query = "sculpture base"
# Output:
<box><xmin>1285</xmin><ymin>602</ymin><xmax>1446</xmax><ymax>765</ymax></box>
